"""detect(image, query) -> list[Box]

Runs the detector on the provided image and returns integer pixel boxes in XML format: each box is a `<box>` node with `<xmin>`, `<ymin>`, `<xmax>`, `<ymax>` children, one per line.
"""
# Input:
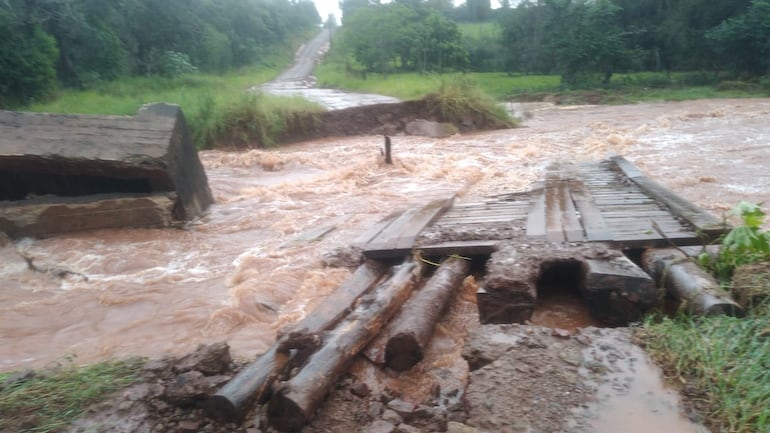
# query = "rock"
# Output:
<box><xmin>386</xmin><ymin>398</ymin><xmax>416</xmax><ymax>421</ymax></box>
<box><xmin>394</xmin><ymin>424</ymin><xmax>421</xmax><ymax>433</ymax></box>
<box><xmin>552</xmin><ymin>328</ymin><xmax>572</xmax><ymax>338</ymax></box>
<box><xmin>163</xmin><ymin>371</ymin><xmax>215</xmax><ymax>405</ymax></box>
<box><xmin>381</xmin><ymin>409</ymin><xmax>403</xmax><ymax>425</ymax></box>
<box><xmin>176</xmin><ymin>342</ymin><xmax>232</xmax><ymax>375</ymax></box>
<box><xmin>176</xmin><ymin>420</ymin><xmax>199</xmax><ymax>432</ymax></box>
<box><xmin>364</xmin><ymin>420</ymin><xmax>396</xmax><ymax>433</ymax></box>
<box><xmin>404</xmin><ymin>119</ymin><xmax>458</xmax><ymax>138</ymax></box>
<box><xmin>368</xmin><ymin>401</ymin><xmax>385</xmax><ymax>418</ymax></box>
<box><xmin>447</xmin><ymin>422</ymin><xmax>479</xmax><ymax>433</ymax></box>
<box><xmin>350</xmin><ymin>382</ymin><xmax>371</xmax><ymax>398</ymax></box>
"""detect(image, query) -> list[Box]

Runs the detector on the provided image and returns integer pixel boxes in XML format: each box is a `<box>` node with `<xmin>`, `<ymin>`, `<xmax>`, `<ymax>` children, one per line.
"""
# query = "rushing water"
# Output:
<box><xmin>2</xmin><ymin>99</ymin><xmax>770</xmax><ymax>371</ymax></box>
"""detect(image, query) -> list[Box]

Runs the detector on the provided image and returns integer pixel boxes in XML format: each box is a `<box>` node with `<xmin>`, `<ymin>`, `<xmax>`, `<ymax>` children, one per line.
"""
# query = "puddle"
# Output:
<box><xmin>581</xmin><ymin>333</ymin><xmax>711</xmax><ymax>433</ymax></box>
<box><xmin>531</xmin><ymin>291</ymin><xmax>600</xmax><ymax>331</ymax></box>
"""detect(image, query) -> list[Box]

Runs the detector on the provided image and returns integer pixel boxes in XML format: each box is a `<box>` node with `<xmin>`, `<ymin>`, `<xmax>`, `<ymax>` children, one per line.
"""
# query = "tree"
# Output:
<box><xmin>342</xmin><ymin>3</ymin><xmax>467</xmax><ymax>73</ymax></box>
<box><xmin>0</xmin><ymin>7</ymin><xmax>59</xmax><ymax>107</ymax></box>
<box><xmin>707</xmin><ymin>0</ymin><xmax>770</xmax><ymax>75</ymax></box>
<box><xmin>545</xmin><ymin>0</ymin><xmax>636</xmax><ymax>86</ymax></box>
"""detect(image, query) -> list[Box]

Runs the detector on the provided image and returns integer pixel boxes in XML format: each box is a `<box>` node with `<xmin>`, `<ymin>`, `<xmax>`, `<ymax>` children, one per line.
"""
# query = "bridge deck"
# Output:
<box><xmin>358</xmin><ymin>156</ymin><xmax>728</xmax><ymax>259</ymax></box>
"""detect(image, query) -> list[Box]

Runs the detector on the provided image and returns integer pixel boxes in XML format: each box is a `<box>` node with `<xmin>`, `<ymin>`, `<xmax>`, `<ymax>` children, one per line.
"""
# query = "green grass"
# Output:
<box><xmin>642</xmin><ymin>307</ymin><xmax>770</xmax><ymax>433</ymax></box>
<box><xmin>0</xmin><ymin>358</ymin><xmax>144</xmax><ymax>433</ymax></box>
<box><xmin>26</xmin><ymin>65</ymin><xmax>324</xmax><ymax>149</ymax></box>
<box><xmin>458</xmin><ymin>22</ymin><xmax>502</xmax><ymax>40</ymax></box>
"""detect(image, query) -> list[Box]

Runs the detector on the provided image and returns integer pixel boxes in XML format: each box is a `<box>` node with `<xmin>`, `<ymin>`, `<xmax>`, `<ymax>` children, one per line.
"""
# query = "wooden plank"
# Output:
<box><xmin>394</xmin><ymin>197</ymin><xmax>454</xmax><ymax>249</ymax></box>
<box><xmin>351</xmin><ymin>211</ymin><xmax>401</xmax><ymax>248</ymax></box>
<box><xmin>525</xmin><ymin>192</ymin><xmax>546</xmax><ymax>239</ymax></box>
<box><xmin>610</xmin><ymin>156</ymin><xmax>728</xmax><ymax>236</ymax></box>
<box><xmin>559</xmin><ymin>183</ymin><xmax>584</xmax><ymax>242</ymax></box>
<box><xmin>364</xmin><ymin>207</ymin><xmax>420</xmax><ymax>252</ymax></box>
<box><xmin>415</xmin><ymin>240</ymin><xmax>499</xmax><ymax>257</ymax></box>
<box><xmin>545</xmin><ymin>183</ymin><xmax>566</xmax><ymax>242</ymax></box>
<box><xmin>571</xmin><ymin>185</ymin><xmax>612</xmax><ymax>241</ymax></box>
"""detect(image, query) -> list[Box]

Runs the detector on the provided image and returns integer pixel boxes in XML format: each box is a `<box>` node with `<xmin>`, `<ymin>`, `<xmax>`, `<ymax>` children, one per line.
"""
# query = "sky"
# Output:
<box><xmin>314</xmin><ymin>0</ymin><xmax>342</xmax><ymax>23</ymax></box>
<box><xmin>311</xmin><ymin>0</ymin><xmax>501</xmax><ymax>24</ymax></box>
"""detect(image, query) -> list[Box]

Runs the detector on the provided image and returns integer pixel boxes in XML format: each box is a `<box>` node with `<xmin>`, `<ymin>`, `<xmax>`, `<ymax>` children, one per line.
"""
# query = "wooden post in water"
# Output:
<box><xmin>384</xmin><ymin>136</ymin><xmax>393</xmax><ymax>164</ymax></box>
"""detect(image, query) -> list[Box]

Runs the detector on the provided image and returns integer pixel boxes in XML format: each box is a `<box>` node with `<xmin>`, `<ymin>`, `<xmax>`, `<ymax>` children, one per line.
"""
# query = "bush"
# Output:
<box><xmin>427</xmin><ymin>76</ymin><xmax>515</xmax><ymax>127</ymax></box>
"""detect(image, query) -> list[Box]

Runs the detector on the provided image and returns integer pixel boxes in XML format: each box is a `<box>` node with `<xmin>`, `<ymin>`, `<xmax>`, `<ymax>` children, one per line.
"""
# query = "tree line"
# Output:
<box><xmin>336</xmin><ymin>0</ymin><xmax>770</xmax><ymax>85</ymax></box>
<box><xmin>0</xmin><ymin>0</ymin><xmax>320</xmax><ymax>108</ymax></box>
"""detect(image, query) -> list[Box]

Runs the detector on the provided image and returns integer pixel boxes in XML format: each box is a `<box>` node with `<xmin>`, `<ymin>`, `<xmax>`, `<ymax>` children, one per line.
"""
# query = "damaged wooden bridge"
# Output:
<box><xmin>208</xmin><ymin>155</ymin><xmax>743</xmax><ymax>432</ymax></box>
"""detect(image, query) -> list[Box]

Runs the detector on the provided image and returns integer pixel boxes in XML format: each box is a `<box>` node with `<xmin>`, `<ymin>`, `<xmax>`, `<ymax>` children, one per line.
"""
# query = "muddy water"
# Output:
<box><xmin>1</xmin><ymin>99</ymin><xmax>769</xmax><ymax>371</ymax></box>
<box><xmin>583</xmin><ymin>332</ymin><xmax>710</xmax><ymax>433</ymax></box>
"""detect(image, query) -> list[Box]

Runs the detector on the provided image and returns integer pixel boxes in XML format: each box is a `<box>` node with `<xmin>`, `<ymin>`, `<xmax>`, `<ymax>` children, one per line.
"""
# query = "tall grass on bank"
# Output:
<box><xmin>642</xmin><ymin>203</ymin><xmax>770</xmax><ymax>433</ymax></box>
<box><xmin>642</xmin><ymin>308</ymin><xmax>770</xmax><ymax>433</ymax></box>
<box><xmin>427</xmin><ymin>76</ymin><xmax>515</xmax><ymax>127</ymax></box>
<box><xmin>26</xmin><ymin>67</ymin><xmax>323</xmax><ymax>149</ymax></box>
<box><xmin>0</xmin><ymin>358</ymin><xmax>144</xmax><ymax>433</ymax></box>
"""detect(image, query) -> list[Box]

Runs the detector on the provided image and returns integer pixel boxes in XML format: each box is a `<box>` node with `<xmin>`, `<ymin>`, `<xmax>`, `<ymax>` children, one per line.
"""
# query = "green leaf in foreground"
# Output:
<box><xmin>0</xmin><ymin>358</ymin><xmax>144</xmax><ymax>433</ymax></box>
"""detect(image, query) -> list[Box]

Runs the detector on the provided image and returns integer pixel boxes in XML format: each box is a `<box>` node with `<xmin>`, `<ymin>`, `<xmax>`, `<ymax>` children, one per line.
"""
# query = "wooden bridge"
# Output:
<box><xmin>355</xmin><ymin>156</ymin><xmax>727</xmax><ymax>259</ymax></box>
<box><xmin>211</xmin><ymin>155</ymin><xmax>743</xmax><ymax>430</ymax></box>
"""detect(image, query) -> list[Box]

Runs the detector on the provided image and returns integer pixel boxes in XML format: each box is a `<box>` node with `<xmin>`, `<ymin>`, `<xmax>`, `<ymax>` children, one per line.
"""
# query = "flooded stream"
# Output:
<box><xmin>2</xmin><ymin>98</ymin><xmax>769</xmax><ymax>375</ymax></box>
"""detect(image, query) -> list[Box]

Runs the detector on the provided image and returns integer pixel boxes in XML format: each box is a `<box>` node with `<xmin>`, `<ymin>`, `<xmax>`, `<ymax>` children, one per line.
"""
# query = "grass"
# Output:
<box><xmin>458</xmin><ymin>22</ymin><xmax>502</xmax><ymax>40</ymax></box>
<box><xmin>642</xmin><ymin>203</ymin><xmax>770</xmax><ymax>433</ymax></box>
<box><xmin>25</xmin><ymin>37</ymin><xmax>331</xmax><ymax>149</ymax></box>
<box><xmin>0</xmin><ymin>358</ymin><xmax>144</xmax><ymax>433</ymax></box>
<box><xmin>26</xmin><ymin>67</ymin><xmax>324</xmax><ymax>149</ymax></box>
<box><xmin>641</xmin><ymin>307</ymin><xmax>770</xmax><ymax>433</ymax></box>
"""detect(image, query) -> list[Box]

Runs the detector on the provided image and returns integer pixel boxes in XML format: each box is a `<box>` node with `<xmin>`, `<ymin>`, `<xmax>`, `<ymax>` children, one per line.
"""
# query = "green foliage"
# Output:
<box><xmin>642</xmin><ymin>308</ymin><xmax>770</xmax><ymax>433</ymax></box>
<box><xmin>340</xmin><ymin>3</ymin><xmax>468</xmax><ymax>74</ymax></box>
<box><xmin>706</xmin><ymin>0</ymin><xmax>770</xmax><ymax>76</ymax></box>
<box><xmin>700</xmin><ymin>202</ymin><xmax>770</xmax><ymax>283</ymax></box>
<box><xmin>0</xmin><ymin>358</ymin><xmax>144</xmax><ymax>433</ymax></box>
<box><xmin>192</xmin><ymin>92</ymin><xmax>323</xmax><ymax>148</ymax></box>
<box><xmin>0</xmin><ymin>10</ymin><xmax>59</xmax><ymax>107</ymax></box>
<box><xmin>27</xmin><ymin>64</ymin><xmax>321</xmax><ymax>149</ymax></box>
<box><xmin>0</xmin><ymin>0</ymin><xmax>320</xmax><ymax>100</ymax></box>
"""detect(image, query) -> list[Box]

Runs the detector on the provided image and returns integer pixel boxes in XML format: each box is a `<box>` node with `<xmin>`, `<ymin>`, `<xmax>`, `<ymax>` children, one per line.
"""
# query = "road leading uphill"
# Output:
<box><xmin>259</xmin><ymin>29</ymin><xmax>399</xmax><ymax>110</ymax></box>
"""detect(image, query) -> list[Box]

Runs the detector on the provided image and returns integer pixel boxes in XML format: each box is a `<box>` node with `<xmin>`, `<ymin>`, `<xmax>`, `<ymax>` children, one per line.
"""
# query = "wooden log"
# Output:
<box><xmin>267</xmin><ymin>260</ymin><xmax>422</xmax><ymax>432</ymax></box>
<box><xmin>581</xmin><ymin>254</ymin><xmax>659</xmax><ymax>325</ymax></box>
<box><xmin>364</xmin><ymin>256</ymin><xmax>471</xmax><ymax>371</ymax></box>
<box><xmin>641</xmin><ymin>248</ymin><xmax>744</xmax><ymax>316</ymax></box>
<box><xmin>207</xmin><ymin>260</ymin><xmax>388</xmax><ymax>421</ymax></box>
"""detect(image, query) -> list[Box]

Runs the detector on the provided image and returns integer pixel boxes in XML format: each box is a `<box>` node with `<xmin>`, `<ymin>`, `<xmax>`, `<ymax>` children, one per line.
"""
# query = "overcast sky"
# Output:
<box><xmin>312</xmin><ymin>0</ymin><xmax>501</xmax><ymax>24</ymax></box>
<box><xmin>314</xmin><ymin>0</ymin><xmax>342</xmax><ymax>23</ymax></box>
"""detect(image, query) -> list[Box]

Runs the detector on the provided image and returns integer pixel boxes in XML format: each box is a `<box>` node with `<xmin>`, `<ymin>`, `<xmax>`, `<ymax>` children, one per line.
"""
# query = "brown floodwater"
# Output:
<box><xmin>2</xmin><ymin>99</ymin><xmax>769</xmax><ymax>371</ymax></box>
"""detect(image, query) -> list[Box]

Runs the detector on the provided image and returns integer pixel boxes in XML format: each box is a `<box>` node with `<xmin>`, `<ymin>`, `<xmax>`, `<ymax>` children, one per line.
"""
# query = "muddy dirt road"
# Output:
<box><xmin>259</xmin><ymin>29</ymin><xmax>399</xmax><ymax>109</ymax></box>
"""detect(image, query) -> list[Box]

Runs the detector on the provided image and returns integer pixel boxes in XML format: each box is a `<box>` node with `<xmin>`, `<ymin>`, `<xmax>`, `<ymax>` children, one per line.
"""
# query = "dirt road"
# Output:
<box><xmin>259</xmin><ymin>29</ymin><xmax>399</xmax><ymax>110</ymax></box>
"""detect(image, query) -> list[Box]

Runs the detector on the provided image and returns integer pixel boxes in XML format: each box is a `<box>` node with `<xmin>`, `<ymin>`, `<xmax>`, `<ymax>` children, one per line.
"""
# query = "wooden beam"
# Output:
<box><xmin>581</xmin><ymin>254</ymin><xmax>659</xmax><ymax>325</ymax></box>
<box><xmin>641</xmin><ymin>248</ymin><xmax>743</xmax><ymax>316</ymax></box>
<box><xmin>207</xmin><ymin>260</ymin><xmax>388</xmax><ymax>421</ymax></box>
<box><xmin>610</xmin><ymin>156</ymin><xmax>728</xmax><ymax>237</ymax></box>
<box><xmin>267</xmin><ymin>260</ymin><xmax>422</xmax><ymax>431</ymax></box>
<box><xmin>364</xmin><ymin>256</ymin><xmax>471</xmax><ymax>371</ymax></box>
